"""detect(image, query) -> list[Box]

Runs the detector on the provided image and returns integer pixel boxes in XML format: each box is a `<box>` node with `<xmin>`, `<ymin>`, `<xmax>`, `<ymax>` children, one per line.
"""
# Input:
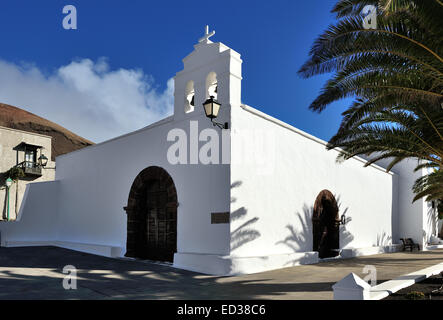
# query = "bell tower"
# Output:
<box><xmin>173</xmin><ymin>26</ymin><xmax>243</xmax><ymax>123</ymax></box>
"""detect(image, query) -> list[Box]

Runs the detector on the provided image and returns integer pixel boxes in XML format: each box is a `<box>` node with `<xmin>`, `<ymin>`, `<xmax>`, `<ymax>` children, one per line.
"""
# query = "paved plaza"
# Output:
<box><xmin>0</xmin><ymin>246</ymin><xmax>442</xmax><ymax>299</ymax></box>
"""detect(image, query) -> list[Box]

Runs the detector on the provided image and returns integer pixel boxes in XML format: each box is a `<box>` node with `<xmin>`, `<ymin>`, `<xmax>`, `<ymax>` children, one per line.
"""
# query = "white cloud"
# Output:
<box><xmin>0</xmin><ymin>58</ymin><xmax>174</xmax><ymax>143</ymax></box>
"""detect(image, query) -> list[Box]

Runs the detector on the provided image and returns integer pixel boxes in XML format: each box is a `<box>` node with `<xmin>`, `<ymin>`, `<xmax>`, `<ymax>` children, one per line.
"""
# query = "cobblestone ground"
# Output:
<box><xmin>0</xmin><ymin>246</ymin><xmax>442</xmax><ymax>300</ymax></box>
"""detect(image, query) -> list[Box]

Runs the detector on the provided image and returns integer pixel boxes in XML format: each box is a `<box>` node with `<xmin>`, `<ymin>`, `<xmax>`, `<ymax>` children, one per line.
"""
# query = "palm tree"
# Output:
<box><xmin>298</xmin><ymin>0</ymin><xmax>443</xmax><ymax>202</ymax></box>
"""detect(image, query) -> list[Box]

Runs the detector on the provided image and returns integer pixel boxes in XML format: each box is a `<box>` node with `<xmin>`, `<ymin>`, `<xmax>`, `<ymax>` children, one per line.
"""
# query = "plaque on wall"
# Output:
<box><xmin>211</xmin><ymin>212</ymin><xmax>230</xmax><ymax>224</ymax></box>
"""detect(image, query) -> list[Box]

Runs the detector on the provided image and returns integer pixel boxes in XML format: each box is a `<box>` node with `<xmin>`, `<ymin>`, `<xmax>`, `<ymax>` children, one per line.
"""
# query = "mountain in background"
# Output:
<box><xmin>0</xmin><ymin>103</ymin><xmax>94</xmax><ymax>160</ymax></box>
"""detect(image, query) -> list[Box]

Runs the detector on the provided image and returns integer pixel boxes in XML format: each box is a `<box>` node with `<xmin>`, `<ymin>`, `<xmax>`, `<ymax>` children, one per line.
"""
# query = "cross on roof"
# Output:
<box><xmin>199</xmin><ymin>25</ymin><xmax>215</xmax><ymax>44</ymax></box>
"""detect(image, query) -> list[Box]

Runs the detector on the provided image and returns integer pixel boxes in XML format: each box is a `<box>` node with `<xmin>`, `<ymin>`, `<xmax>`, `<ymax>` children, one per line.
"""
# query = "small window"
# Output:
<box><xmin>25</xmin><ymin>150</ymin><xmax>36</xmax><ymax>167</ymax></box>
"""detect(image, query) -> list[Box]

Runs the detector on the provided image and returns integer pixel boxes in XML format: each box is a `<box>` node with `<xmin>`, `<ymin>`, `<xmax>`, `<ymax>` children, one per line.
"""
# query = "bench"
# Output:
<box><xmin>400</xmin><ymin>238</ymin><xmax>420</xmax><ymax>252</ymax></box>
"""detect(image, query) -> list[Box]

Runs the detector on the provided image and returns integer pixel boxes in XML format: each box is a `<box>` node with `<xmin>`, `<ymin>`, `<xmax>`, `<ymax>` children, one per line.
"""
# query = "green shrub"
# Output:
<box><xmin>438</xmin><ymin>201</ymin><xmax>443</xmax><ymax>219</ymax></box>
<box><xmin>5</xmin><ymin>167</ymin><xmax>25</xmax><ymax>181</ymax></box>
<box><xmin>405</xmin><ymin>291</ymin><xmax>425</xmax><ymax>300</ymax></box>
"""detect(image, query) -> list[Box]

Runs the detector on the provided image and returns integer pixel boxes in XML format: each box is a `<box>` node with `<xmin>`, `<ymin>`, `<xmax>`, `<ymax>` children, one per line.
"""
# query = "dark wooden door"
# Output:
<box><xmin>313</xmin><ymin>190</ymin><xmax>340</xmax><ymax>259</ymax></box>
<box><xmin>145</xmin><ymin>180</ymin><xmax>177</xmax><ymax>262</ymax></box>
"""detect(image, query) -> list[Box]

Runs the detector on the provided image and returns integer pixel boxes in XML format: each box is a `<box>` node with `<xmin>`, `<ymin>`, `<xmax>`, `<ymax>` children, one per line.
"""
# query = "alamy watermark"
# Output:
<box><xmin>362</xmin><ymin>5</ymin><xmax>377</xmax><ymax>30</ymax></box>
<box><xmin>363</xmin><ymin>265</ymin><xmax>377</xmax><ymax>286</ymax></box>
<box><xmin>62</xmin><ymin>265</ymin><xmax>77</xmax><ymax>289</ymax></box>
<box><xmin>166</xmin><ymin>121</ymin><xmax>276</xmax><ymax>175</ymax></box>
<box><xmin>62</xmin><ymin>5</ymin><xmax>77</xmax><ymax>30</ymax></box>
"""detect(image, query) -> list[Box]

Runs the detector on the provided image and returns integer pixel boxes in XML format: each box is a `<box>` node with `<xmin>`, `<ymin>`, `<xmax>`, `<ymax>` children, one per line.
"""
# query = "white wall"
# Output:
<box><xmin>0</xmin><ymin>38</ymin><xmax>239</xmax><ymax>273</ymax></box>
<box><xmin>424</xmin><ymin>203</ymin><xmax>438</xmax><ymax>243</ymax></box>
<box><xmin>1</xmin><ymin>104</ymin><xmax>426</xmax><ymax>274</ymax></box>
<box><xmin>0</xmin><ymin>35</ymin><xmax>428</xmax><ymax>275</ymax></box>
<box><xmin>0</xmin><ymin>113</ymin><xmax>232</xmax><ymax>258</ymax></box>
<box><xmin>0</xmin><ymin>181</ymin><xmax>58</xmax><ymax>244</ymax></box>
<box><xmin>369</xmin><ymin>157</ymin><xmax>427</xmax><ymax>247</ymax></box>
<box><xmin>230</xmin><ymin>105</ymin><xmax>396</xmax><ymax>258</ymax></box>
<box><xmin>53</xmin><ymin>114</ymin><xmax>231</xmax><ymax>256</ymax></box>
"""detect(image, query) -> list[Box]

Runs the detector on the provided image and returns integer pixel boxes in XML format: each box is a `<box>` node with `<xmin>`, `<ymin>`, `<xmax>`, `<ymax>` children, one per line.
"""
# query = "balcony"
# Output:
<box><xmin>16</xmin><ymin>161</ymin><xmax>42</xmax><ymax>177</ymax></box>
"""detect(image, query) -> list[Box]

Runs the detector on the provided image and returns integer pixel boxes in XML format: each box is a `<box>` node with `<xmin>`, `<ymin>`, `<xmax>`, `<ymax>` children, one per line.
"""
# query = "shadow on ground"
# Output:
<box><xmin>0</xmin><ymin>246</ymin><xmax>333</xmax><ymax>300</ymax></box>
<box><xmin>0</xmin><ymin>246</ymin><xmax>442</xmax><ymax>300</ymax></box>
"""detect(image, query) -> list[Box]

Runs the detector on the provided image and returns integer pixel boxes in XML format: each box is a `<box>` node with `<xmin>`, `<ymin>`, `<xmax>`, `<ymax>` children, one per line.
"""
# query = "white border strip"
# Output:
<box><xmin>369</xmin><ymin>261</ymin><xmax>443</xmax><ymax>300</ymax></box>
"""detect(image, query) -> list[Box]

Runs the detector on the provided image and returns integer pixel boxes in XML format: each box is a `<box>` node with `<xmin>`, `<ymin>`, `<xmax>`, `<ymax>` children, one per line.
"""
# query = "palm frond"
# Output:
<box><xmin>299</xmin><ymin>0</ymin><xmax>443</xmax><ymax>202</ymax></box>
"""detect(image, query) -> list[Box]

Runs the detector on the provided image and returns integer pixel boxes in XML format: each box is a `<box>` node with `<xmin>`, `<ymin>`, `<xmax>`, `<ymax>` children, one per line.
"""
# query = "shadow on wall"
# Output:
<box><xmin>335</xmin><ymin>195</ymin><xmax>354</xmax><ymax>249</ymax></box>
<box><xmin>391</xmin><ymin>175</ymin><xmax>399</xmax><ymax>243</ymax></box>
<box><xmin>274</xmin><ymin>196</ymin><xmax>355</xmax><ymax>266</ymax></box>
<box><xmin>1</xmin><ymin>188</ymin><xmax>6</xmax><ymax>220</ymax></box>
<box><xmin>339</xmin><ymin>225</ymin><xmax>354</xmax><ymax>249</ymax></box>
<box><xmin>274</xmin><ymin>204</ymin><xmax>315</xmax><ymax>266</ymax></box>
<box><xmin>425</xmin><ymin>203</ymin><xmax>438</xmax><ymax>242</ymax></box>
<box><xmin>0</xmin><ymin>172</ymin><xmax>9</xmax><ymax>219</ymax></box>
<box><xmin>376</xmin><ymin>231</ymin><xmax>392</xmax><ymax>246</ymax></box>
<box><xmin>0</xmin><ymin>170</ymin><xmax>40</xmax><ymax>220</ymax></box>
<box><xmin>230</xmin><ymin>181</ymin><xmax>261</xmax><ymax>253</ymax></box>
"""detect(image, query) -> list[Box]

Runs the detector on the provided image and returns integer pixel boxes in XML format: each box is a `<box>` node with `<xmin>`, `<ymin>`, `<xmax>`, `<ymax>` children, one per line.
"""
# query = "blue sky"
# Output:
<box><xmin>0</xmin><ymin>0</ymin><xmax>353</xmax><ymax>143</ymax></box>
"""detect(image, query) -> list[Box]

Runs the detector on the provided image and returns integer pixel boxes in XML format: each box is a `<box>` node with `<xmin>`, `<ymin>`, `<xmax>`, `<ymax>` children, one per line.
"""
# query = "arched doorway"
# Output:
<box><xmin>312</xmin><ymin>190</ymin><xmax>340</xmax><ymax>259</ymax></box>
<box><xmin>125</xmin><ymin>166</ymin><xmax>178</xmax><ymax>262</ymax></box>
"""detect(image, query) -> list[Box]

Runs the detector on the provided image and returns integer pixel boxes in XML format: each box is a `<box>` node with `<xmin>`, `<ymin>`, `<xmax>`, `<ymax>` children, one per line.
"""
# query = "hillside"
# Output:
<box><xmin>0</xmin><ymin>103</ymin><xmax>94</xmax><ymax>160</ymax></box>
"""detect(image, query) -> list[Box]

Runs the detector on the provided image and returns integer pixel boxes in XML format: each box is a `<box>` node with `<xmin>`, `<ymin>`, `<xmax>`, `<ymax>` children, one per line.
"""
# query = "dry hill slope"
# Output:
<box><xmin>0</xmin><ymin>103</ymin><xmax>94</xmax><ymax>160</ymax></box>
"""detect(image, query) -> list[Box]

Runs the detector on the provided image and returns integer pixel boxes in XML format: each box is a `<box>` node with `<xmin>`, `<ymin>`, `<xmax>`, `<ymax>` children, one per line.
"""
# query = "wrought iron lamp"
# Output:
<box><xmin>202</xmin><ymin>96</ymin><xmax>228</xmax><ymax>129</ymax></box>
<box><xmin>38</xmin><ymin>154</ymin><xmax>48</xmax><ymax>167</ymax></box>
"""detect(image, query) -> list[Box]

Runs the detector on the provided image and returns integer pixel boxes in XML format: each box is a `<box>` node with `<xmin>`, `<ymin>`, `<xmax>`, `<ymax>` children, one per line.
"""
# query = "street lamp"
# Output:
<box><xmin>38</xmin><ymin>154</ymin><xmax>48</xmax><ymax>167</ymax></box>
<box><xmin>5</xmin><ymin>178</ymin><xmax>13</xmax><ymax>221</ymax></box>
<box><xmin>5</xmin><ymin>178</ymin><xmax>12</xmax><ymax>188</ymax></box>
<box><xmin>202</xmin><ymin>96</ymin><xmax>229</xmax><ymax>129</ymax></box>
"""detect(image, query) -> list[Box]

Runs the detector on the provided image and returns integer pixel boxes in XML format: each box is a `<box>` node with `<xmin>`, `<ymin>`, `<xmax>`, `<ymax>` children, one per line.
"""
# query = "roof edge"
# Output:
<box><xmin>239</xmin><ymin>104</ymin><xmax>395</xmax><ymax>176</ymax></box>
<box><xmin>0</xmin><ymin>125</ymin><xmax>53</xmax><ymax>140</ymax></box>
<box><xmin>56</xmin><ymin>115</ymin><xmax>174</xmax><ymax>160</ymax></box>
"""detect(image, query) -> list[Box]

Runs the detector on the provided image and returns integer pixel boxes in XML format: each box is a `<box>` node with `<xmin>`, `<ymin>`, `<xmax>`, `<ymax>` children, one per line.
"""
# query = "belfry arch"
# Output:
<box><xmin>206</xmin><ymin>71</ymin><xmax>218</xmax><ymax>99</ymax></box>
<box><xmin>185</xmin><ymin>80</ymin><xmax>195</xmax><ymax>113</ymax></box>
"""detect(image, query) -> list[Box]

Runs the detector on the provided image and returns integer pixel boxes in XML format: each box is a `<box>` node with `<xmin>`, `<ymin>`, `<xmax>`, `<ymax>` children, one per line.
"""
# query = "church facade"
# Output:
<box><xmin>0</xmin><ymin>28</ymin><xmax>439</xmax><ymax>275</ymax></box>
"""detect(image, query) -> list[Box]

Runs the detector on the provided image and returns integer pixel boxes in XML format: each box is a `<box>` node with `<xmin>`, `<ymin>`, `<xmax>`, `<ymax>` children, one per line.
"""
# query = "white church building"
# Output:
<box><xmin>0</xmin><ymin>28</ymin><xmax>440</xmax><ymax>275</ymax></box>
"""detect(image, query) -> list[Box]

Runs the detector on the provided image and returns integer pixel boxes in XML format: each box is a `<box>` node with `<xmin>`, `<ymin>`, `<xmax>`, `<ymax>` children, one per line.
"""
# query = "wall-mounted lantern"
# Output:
<box><xmin>203</xmin><ymin>96</ymin><xmax>229</xmax><ymax>129</ymax></box>
<box><xmin>5</xmin><ymin>177</ymin><xmax>13</xmax><ymax>221</ymax></box>
<box><xmin>38</xmin><ymin>154</ymin><xmax>48</xmax><ymax>167</ymax></box>
<box><xmin>340</xmin><ymin>212</ymin><xmax>352</xmax><ymax>225</ymax></box>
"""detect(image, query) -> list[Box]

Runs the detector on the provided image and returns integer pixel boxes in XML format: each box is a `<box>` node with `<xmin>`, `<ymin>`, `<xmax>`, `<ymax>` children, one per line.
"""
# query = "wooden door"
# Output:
<box><xmin>145</xmin><ymin>180</ymin><xmax>177</xmax><ymax>262</ymax></box>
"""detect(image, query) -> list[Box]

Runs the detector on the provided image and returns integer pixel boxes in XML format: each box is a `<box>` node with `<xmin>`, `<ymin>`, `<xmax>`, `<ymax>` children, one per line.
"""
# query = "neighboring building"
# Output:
<box><xmin>0</xmin><ymin>126</ymin><xmax>55</xmax><ymax>221</ymax></box>
<box><xmin>0</xmin><ymin>102</ymin><xmax>94</xmax><ymax>161</ymax></box>
<box><xmin>0</xmin><ymin>28</ymin><xmax>440</xmax><ymax>275</ymax></box>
